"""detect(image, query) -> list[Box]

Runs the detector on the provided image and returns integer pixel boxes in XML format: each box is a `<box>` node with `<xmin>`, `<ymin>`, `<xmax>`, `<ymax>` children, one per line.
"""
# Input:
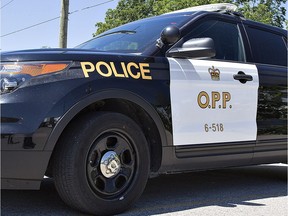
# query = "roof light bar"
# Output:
<box><xmin>165</xmin><ymin>3</ymin><xmax>238</xmax><ymax>14</ymax></box>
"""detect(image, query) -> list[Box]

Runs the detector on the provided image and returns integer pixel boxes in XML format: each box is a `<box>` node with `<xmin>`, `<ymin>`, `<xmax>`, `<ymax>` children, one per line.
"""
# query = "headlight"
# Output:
<box><xmin>0</xmin><ymin>62</ymin><xmax>69</xmax><ymax>76</ymax></box>
<box><xmin>0</xmin><ymin>62</ymin><xmax>70</xmax><ymax>93</ymax></box>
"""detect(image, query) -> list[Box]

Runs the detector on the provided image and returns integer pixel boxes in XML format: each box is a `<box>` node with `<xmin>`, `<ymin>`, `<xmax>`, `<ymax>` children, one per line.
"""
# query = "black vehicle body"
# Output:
<box><xmin>1</xmin><ymin>5</ymin><xmax>287</xmax><ymax>214</ymax></box>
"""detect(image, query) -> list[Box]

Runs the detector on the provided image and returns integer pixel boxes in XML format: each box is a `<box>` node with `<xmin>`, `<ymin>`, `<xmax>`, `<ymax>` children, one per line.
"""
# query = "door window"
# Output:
<box><xmin>184</xmin><ymin>20</ymin><xmax>245</xmax><ymax>62</ymax></box>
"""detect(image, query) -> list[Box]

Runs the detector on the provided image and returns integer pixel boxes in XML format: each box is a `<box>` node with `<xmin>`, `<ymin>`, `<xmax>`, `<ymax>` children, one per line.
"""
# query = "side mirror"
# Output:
<box><xmin>156</xmin><ymin>26</ymin><xmax>180</xmax><ymax>48</ymax></box>
<box><xmin>167</xmin><ymin>37</ymin><xmax>216</xmax><ymax>58</ymax></box>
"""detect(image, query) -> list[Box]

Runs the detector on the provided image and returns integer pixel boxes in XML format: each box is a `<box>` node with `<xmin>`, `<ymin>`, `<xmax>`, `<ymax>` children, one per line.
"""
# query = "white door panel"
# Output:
<box><xmin>169</xmin><ymin>58</ymin><xmax>259</xmax><ymax>146</ymax></box>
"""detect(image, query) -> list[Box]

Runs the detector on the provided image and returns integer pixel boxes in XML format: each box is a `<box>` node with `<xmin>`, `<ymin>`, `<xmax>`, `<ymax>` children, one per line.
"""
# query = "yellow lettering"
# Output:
<box><xmin>198</xmin><ymin>91</ymin><xmax>209</xmax><ymax>109</ymax></box>
<box><xmin>120</xmin><ymin>62</ymin><xmax>129</xmax><ymax>78</ymax></box>
<box><xmin>110</xmin><ymin>62</ymin><xmax>125</xmax><ymax>78</ymax></box>
<box><xmin>81</xmin><ymin>61</ymin><xmax>152</xmax><ymax>80</ymax></box>
<box><xmin>81</xmin><ymin>62</ymin><xmax>95</xmax><ymax>78</ymax></box>
<box><xmin>95</xmin><ymin>61</ymin><xmax>112</xmax><ymax>77</ymax></box>
<box><xmin>139</xmin><ymin>63</ymin><xmax>152</xmax><ymax>80</ymax></box>
<box><xmin>127</xmin><ymin>62</ymin><xmax>140</xmax><ymax>79</ymax></box>
<box><xmin>222</xmin><ymin>92</ymin><xmax>231</xmax><ymax>109</ymax></box>
<box><xmin>211</xmin><ymin>92</ymin><xmax>220</xmax><ymax>109</ymax></box>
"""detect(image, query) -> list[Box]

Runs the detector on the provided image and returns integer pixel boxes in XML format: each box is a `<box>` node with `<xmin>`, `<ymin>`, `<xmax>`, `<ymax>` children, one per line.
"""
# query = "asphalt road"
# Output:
<box><xmin>1</xmin><ymin>164</ymin><xmax>287</xmax><ymax>216</ymax></box>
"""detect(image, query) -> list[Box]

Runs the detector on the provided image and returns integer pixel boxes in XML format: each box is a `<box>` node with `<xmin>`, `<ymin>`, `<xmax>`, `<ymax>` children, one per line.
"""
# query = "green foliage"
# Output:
<box><xmin>94</xmin><ymin>0</ymin><xmax>287</xmax><ymax>36</ymax></box>
<box><xmin>93</xmin><ymin>0</ymin><xmax>155</xmax><ymax>36</ymax></box>
<box><xmin>237</xmin><ymin>0</ymin><xmax>287</xmax><ymax>28</ymax></box>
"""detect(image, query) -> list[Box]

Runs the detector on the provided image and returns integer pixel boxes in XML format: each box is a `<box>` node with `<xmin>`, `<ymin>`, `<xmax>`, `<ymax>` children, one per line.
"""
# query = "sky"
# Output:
<box><xmin>1</xmin><ymin>0</ymin><xmax>287</xmax><ymax>51</ymax></box>
<box><xmin>0</xmin><ymin>0</ymin><xmax>119</xmax><ymax>51</ymax></box>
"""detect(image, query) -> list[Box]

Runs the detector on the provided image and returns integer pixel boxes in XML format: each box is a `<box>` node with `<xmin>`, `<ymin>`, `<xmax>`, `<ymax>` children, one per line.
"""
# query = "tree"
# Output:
<box><xmin>94</xmin><ymin>0</ymin><xmax>287</xmax><ymax>35</ymax></box>
<box><xmin>93</xmin><ymin>0</ymin><xmax>155</xmax><ymax>36</ymax></box>
<box><xmin>237</xmin><ymin>0</ymin><xmax>287</xmax><ymax>28</ymax></box>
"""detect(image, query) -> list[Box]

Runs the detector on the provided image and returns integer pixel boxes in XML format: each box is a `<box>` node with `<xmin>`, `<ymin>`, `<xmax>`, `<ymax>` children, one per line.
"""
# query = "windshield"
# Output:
<box><xmin>76</xmin><ymin>14</ymin><xmax>194</xmax><ymax>53</ymax></box>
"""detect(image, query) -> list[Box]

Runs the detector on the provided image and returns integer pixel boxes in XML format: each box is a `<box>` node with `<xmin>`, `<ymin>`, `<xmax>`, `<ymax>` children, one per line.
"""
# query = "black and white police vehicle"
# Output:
<box><xmin>1</xmin><ymin>3</ymin><xmax>287</xmax><ymax>215</ymax></box>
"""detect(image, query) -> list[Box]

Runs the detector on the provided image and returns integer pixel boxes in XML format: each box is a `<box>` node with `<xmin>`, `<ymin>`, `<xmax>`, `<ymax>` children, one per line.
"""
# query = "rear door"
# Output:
<box><xmin>244</xmin><ymin>24</ymin><xmax>287</xmax><ymax>163</ymax></box>
<box><xmin>169</xmin><ymin>19</ymin><xmax>259</xmax><ymax>150</ymax></box>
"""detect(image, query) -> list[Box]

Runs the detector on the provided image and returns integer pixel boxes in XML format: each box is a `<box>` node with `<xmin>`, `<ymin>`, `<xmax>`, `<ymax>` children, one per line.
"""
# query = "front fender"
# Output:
<box><xmin>44</xmin><ymin>89</ymin><xmax>169</xmax><ymax>151</ymax></box>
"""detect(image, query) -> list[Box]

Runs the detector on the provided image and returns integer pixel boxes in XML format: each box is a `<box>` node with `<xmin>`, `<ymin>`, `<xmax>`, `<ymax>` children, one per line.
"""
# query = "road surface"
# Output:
<box><xmin>1</xmin><ymin>164</ymin><xmax>287</xmax><ymax>216</ymax></box>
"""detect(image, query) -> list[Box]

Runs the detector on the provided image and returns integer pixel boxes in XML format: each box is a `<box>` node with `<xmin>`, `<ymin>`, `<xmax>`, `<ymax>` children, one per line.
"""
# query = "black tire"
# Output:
<box><xmin>53</xmin><ymin>112</ymin><xmax>150</xmax><ymax>215</ymax></box>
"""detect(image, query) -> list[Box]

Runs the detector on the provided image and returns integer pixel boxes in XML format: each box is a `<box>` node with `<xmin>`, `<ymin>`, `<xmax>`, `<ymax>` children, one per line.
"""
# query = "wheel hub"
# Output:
<box><xmin>100</xmin><ymin>151</ymin><xmax>121</xmax><ymax>178</ymax></box>
<box><xmin>86</xmin><ymin>132</ymin><xmax>136</xmax><ymax>197</ymax></box>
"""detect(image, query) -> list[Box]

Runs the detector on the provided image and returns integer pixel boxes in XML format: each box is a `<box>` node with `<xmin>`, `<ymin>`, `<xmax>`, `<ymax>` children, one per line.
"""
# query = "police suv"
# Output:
<box><xmin>1</xmin><ymin>3</ymin><xmax>287</xmax><ymax>215</ymax></box>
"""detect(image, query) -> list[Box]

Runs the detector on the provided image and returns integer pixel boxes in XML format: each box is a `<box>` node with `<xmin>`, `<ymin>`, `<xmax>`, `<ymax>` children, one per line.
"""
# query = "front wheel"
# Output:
<box><xmin>53</xmin><ymin>112</ymin><xmax>150</xmax><ymax>215</ymax></box>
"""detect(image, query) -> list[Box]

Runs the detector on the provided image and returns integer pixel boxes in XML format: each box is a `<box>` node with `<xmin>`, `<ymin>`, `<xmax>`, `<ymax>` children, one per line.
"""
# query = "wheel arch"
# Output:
<box><xmin>45</xmin><ymin>89</ymin><xmax>167</xmax><ymax>173</ymax></box>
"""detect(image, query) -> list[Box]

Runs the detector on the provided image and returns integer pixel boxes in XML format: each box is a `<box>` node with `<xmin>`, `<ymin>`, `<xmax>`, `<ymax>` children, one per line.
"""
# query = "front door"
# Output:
<box><xmin>169</xmin><ymin>58</ymin><xmax>259</xmax><ymax>146</ymax></box>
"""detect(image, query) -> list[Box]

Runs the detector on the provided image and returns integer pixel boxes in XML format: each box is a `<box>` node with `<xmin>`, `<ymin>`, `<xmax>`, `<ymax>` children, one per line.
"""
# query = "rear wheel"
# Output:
<box><xmin>53</xmin><ymin>112</ymin><xmax>150</xmax><ymax>215</ymax></box>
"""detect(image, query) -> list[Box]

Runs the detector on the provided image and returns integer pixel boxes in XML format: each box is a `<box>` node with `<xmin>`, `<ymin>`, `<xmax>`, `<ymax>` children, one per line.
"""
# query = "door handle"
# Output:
<box><xmin>233</xmin><ymin>71</ymin><xmax>253</xmax><ymax>84</ymax></box>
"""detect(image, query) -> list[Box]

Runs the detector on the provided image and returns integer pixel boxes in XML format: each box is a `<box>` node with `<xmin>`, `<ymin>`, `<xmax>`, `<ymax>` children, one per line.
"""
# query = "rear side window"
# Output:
<box><xmin>246</xmin><ymin>27</ymin><xmax>287</xmax><ymax>66</ymax></box>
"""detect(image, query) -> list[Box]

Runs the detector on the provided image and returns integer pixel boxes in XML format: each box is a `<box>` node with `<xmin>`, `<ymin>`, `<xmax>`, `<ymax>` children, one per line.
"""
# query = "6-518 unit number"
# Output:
<box><xmin>204</xmin><ymin>123</ymin><xmax>224</xmax><ymax>132</ymax></box>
